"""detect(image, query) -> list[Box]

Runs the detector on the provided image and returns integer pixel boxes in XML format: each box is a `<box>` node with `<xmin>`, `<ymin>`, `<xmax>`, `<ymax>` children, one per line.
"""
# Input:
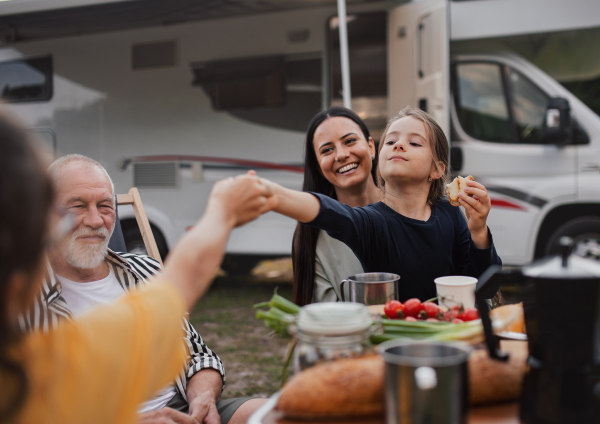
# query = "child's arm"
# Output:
<box><xmin>262</xmin><ymin>179</ymin><xmax>321</xmax><ymax>223</ymax></box>
<box><xmin>261</xmin><ymin>177</ymin><xmax>372</xmax><ymax>265</ymax></box>
<box><xmin>458</xmin><ymin>180</ymin><xmax>492</xmax><ymax>249</ymax></box>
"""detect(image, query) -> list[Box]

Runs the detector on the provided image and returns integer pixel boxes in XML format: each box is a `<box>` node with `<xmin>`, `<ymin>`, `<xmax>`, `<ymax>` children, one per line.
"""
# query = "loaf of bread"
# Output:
<box><xmin>446</xmin><ymin>175</ymin><xmax>475</xmax><ymax>206</ymax></box>
<box><xmin>276</xmin><ymin>355</ymin><xmax>384</xmax><ymax>418</ymax></box>
<box><xmin>276</xmin><ymin>341</ymin><xmax>527</xmax><ymax>417</ymax></box>
<box><xmin>469</xmin><ymin>340</ymin><xmax>528</xmax><ymax>405</ymax></box>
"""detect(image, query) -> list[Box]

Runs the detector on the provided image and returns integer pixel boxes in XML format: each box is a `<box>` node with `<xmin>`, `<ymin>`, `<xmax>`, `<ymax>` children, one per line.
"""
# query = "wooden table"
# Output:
<box><xmin>251</xmin><ymin>395</ymin><xmax>520</xmax><ymax>424</ymax></box>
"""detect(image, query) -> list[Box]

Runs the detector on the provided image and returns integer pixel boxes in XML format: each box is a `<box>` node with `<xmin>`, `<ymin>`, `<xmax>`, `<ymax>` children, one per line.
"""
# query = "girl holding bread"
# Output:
<box><xmin>264</xmin><ymin>106</ymin><xmax>501</xmax><ymax>302</ymax></box>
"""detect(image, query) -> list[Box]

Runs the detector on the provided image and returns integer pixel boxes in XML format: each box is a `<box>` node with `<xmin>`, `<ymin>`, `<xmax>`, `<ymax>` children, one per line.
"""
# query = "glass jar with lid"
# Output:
<box><xmin>291</xmin><ymin>302</ymin><xmax>380</xmax><ymax>372</ymax></box>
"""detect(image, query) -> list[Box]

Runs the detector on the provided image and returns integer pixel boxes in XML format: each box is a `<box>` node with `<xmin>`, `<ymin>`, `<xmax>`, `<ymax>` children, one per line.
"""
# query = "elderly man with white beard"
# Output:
<box><xmin>19</xmin><ymin>154</ymin><xmax>265</xmax><ymax>424</ymax></box>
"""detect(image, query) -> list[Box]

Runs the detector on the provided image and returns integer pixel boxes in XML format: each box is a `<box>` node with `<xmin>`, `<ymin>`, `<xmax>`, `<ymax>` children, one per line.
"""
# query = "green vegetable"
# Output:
<box><xmin>254</xmin><ymin>289</ymin><xmax>482</xmax><ymax>344</ymax></box>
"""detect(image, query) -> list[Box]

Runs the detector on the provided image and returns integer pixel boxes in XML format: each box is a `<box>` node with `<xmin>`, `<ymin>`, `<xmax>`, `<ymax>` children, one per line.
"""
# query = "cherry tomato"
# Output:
<box><xmin>452</xmin><ymin>318</ymin><xmax>464</xmax><ymax>324</ymax></box>
<box><xmin>405</xmin><ymin>316</ymin><xmax>418</xmax><ymax>322</ymax></box>
<box><xmin>444</xmin><ymin>308</ymin><xmax>461</xmax><ymax>322</ymax></box>
<box><xmin>458</xmin><ymin>307</ymin><xmax>480</xmax><ymax>322</ymax></box>
<box><xmin>451</xmin><ymin>304</ymin><xmax>464</xmax><ymax>314</ymax></box>
<box><xmin>425</xmin><ymin>318</ymin><xmax>439</xmax><ymax>323</ymax></box>
<box><xmin>422</xmin><ymin>301</ymin><xmax>442</xmax><ymax>319</ymax></box>
<box><xmin>384</xmin><ymin>300</ymin><xmax>404</xmax><ymax>320</ymax></box>
<box><xmin>403</xmin><ymin>298</ymin><xmax>423</xmax><ymax>318</ymax></box>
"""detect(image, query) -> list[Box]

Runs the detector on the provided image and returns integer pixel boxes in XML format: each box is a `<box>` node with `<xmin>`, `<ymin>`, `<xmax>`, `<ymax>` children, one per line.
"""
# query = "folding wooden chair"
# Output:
<box><xmin>115</xmin><ymin>187</ymin><xmax>164</xmax><ymax>267</ymax></box>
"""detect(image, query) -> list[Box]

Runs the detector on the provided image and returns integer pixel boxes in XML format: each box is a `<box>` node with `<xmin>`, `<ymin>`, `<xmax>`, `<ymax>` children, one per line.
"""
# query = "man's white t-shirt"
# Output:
<box><xmin>56</xmin><ymin>268</ymin><xmax>178</xmax><ymax>413</ymax></box>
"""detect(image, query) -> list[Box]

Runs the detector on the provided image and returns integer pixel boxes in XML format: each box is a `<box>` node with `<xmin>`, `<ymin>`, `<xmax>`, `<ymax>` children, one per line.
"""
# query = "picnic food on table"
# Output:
<box><xmin>276</xmin><ymin>341</ymin><xmax>528</xmax><ymax>417</ymax></box>
<box><xmin>382</xmin><ymin>298</ymin><xmax>480</xmax><ymax>323</ymax></box>
<box><xmin>276</xmin><ymin>355</ymin><xmax>384</xmax><ymax>418</ymax></box>
<box><xmin>469</xmin><ymin>340</ymin><xmax>528</xmax><ymax>405</ymax></box>
<box><xmin>254</xmin><ymin>292</ymin><xmax>485</xmax><ymax>345</ymax></box>
<box><xmin>254</xmin><ymin>289</ymin><xmax>300</xmax><ymax>336</ymax></box>
<box><xmin>446</xmin><ymin>175</ymin><xmax>475</xmax><ymax>206</ymax></box>
<box><xmin>490</xmin><ymin>302</ymin><xmax>526</xmax><ymax>333</ymax></box>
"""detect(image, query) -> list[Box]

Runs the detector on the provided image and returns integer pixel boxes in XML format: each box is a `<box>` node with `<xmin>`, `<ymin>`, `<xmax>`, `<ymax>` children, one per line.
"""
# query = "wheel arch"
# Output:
<box><xmin>534</xmin><ymin>203</ymin><xmax>600</xmax><ymax>259</ymax></box>
<box><xmin>119</xmin><ymin>218</ymin><xmax>169</xmax><ymax>259</ymax></box>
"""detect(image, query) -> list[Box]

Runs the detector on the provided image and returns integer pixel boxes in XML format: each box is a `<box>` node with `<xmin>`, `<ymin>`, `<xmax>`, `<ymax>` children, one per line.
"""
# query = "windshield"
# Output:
<box><xmin>452</xmin><ymin>26</ymin><xmax>600</xmax><ymax>117</ymax></box>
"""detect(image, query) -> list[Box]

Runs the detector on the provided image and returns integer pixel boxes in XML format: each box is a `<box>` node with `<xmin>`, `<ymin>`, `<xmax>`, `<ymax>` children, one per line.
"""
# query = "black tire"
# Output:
<box><xmin>122</xmin><ymin>223</ymin><xmax>168</xmax><ymax>260</ymax></box>
<box><xmin>545</xmin><ymin>216</ymin><xmax>600</xmax><ymax>262</ymax></box>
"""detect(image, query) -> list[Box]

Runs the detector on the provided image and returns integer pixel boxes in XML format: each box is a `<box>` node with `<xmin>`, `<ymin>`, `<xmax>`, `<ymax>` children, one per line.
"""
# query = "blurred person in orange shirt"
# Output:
<box><xmin>0</xmin><ymin>109</ymin><xmax>274</xmax><ymax>424</ymax></box>
<box><xmin>18</xmin><ymin>154</ymin><xmax>265</xmax><ymax>424</ymax></box>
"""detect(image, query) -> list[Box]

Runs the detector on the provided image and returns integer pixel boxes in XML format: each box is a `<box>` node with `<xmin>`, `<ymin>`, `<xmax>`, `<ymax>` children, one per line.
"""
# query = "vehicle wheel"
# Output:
<box><xmin>545</xmin><ymin>217</ymin><xmax>600</xmax><ymax>262</ymax></box>
<box><xmin>122</xmin><ymin>224</ymin><xmax>168</xmax><ymax>260</ymax></box>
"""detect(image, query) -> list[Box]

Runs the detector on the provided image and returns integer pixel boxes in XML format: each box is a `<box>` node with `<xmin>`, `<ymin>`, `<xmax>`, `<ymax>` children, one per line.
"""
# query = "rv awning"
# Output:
<box><xmin>0</xmin><ymin>0</ymin><xmax>378</xmax><ymax>43</ymax></box>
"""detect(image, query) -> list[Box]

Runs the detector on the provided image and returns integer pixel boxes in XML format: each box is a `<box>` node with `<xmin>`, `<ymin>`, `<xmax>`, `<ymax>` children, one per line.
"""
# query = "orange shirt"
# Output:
<box><xmin>9</xmin><ymin>278</ymin><xmax>186</xmax><ymax>424</ymax></box>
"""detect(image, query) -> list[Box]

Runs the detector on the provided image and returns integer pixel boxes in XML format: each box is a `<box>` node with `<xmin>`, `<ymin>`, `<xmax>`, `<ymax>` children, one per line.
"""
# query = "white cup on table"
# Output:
<box><xmin>434</xmin><ymin>276</ymin><xmax>478</xmax><ymax>308</ymax></box>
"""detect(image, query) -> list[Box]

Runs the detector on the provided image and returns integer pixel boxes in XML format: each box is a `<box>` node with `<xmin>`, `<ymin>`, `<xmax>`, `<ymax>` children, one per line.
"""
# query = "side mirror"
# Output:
<box><xmin>544</xmin><ymin>97</ymin><xmax>572</xmax><ymax>145</ymax></box>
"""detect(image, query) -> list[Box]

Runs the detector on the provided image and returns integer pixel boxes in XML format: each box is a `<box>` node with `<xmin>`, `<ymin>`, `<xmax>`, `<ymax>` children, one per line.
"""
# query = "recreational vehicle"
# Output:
<box><xmin>0</xmin><ymin>0</ymin><xmax>598</xmax><ymax>265</ymax></box>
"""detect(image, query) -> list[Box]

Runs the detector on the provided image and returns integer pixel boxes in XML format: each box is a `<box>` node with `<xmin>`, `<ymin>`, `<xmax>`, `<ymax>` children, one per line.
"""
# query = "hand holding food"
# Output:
<box><xmin>446</xmin><ymin>175</ymin><xmax>475</xmax><ymax>206</ymax></box>
<box><xmin>447</xmin><ymin>176</ymin><xmax>492</xmax><ymax>247</ymax></box>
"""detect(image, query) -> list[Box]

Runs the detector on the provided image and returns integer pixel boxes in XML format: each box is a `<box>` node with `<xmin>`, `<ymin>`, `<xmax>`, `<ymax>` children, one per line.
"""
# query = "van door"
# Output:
<box><xmin>451</xmin><ymin>56</ymin><xmax>578</xmax><ymax>264</ymax></box>
<box><xmin>388</xmin><ymin>0</ymin><xmax>449</xmax><ymax>134</ymax></box>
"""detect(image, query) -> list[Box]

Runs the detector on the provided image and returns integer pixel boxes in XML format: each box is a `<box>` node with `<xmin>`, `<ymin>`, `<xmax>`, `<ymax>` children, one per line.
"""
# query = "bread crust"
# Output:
<box><xmin>276</xmin><ymin>355</ymin><xmax>384</xmax><ymax>418</ymax></box>
<box><xmin>469</xmin><ymin>341</ymin><xmax>528</xmax><ymax>405</ymax></box>
<box><xmin>276</xmin><ymin>340</ymin><xmax>528</xmax><ymax>417</ymax></box>
<box><xmin>446</xmin><ymin>175</ymin><xmax>475</xmax><ymax>207</ymax></box>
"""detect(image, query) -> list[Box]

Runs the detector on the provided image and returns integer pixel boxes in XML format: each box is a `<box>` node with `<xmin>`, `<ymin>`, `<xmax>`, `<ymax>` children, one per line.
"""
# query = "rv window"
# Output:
<box><xmin>0</xmin><ymin>56</ymin><xmax>52</xmax><ymax>103</ymax></box>
<box><xmin>505</xmin><ymin>68</ymin><xmax>549</xmax><ymax>144</ymax></box>
<box><xmin>191</xmin><ymin>54</ymin><xmax>323</xmax><ymax>132</ymax></box>
<box><xmin>328</xmin><ymin>12</ymin><xmax>387</xmax><ymax>138</ymax></box>
<box><xmin>192</xmin><ymin>56</ymin><xmax>285</xmax><ymax>109</ymax></box>
<box><xmin>454</xmin><ymin>62</ymin><xmax>513</xmax><ymax>142</ymax></box>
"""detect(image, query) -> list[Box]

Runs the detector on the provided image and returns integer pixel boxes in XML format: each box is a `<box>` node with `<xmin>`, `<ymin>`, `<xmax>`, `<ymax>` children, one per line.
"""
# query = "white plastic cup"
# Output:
<box><xmin>434</xmin><ymin>276</ymin><xmax>478</xmax><ymax>308</ymax></box>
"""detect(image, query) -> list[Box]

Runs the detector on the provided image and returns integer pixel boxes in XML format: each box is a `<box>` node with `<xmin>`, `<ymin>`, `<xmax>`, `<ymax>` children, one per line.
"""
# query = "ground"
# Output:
<box><xmin>188</xmin><ymin>279</ymin><xmax>293</xmax><ymax>399</ymax></box>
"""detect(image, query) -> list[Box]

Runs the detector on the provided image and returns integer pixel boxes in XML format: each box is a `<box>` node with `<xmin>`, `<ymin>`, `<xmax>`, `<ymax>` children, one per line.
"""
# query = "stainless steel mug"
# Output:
<box><xmin>340</xmin><ymin>273</ymin><xmax>400</xmax><ymax>305</ymax></box>
<box><xmin>378</xmin><ymin>340</ymin><xmax>472</xmax><ymax>424</ymax></box>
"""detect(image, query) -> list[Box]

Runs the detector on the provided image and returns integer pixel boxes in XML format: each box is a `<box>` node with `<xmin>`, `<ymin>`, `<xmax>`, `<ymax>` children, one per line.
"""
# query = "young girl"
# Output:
<box><xmin>293</xmin><ymin>107</ymin><xmax>381</xmax><ymax>305</ymax></box>
<box><xmin>265</xmin><ymin>106</ymin><xmax>501</xmax><ymax>302</ymax></box>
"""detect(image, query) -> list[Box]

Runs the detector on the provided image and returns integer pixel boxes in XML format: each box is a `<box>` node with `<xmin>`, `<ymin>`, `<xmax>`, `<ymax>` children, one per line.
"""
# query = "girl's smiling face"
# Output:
<box><xmin>313</xmin><ymin>116</ymin><xmax>375</xmax><ymax>191</ymax></box>
<box><xmin>378</xmin><ymin>116</ymin><xmax>440</xmax><ymax>185</ymax></box>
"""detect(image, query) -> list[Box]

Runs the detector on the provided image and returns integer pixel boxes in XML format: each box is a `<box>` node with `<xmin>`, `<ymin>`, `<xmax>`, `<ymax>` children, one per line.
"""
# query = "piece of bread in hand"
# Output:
<box><xmin>446</xmin><ymin>175</ymin><xmax>475</xmax><ymax>206</ymax></box>
<box><xmin>275</xmin><ymin>355</ymin><xmax>384</xmax><ymax>418</ymax></box>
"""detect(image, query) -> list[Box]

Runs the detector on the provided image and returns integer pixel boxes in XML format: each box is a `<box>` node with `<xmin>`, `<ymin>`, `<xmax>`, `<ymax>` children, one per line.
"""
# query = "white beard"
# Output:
<box><xmin>61</xmin><ymin>225</ymin><xmax>113</xmax><ymax>269</ymax></box>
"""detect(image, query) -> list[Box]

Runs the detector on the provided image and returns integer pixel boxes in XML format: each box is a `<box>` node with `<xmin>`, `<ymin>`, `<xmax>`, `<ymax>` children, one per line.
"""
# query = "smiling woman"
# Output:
<box><xmin>292</xmin><ymin>107</ymin><xmax>380</xmax><ymax>305</ymax></box>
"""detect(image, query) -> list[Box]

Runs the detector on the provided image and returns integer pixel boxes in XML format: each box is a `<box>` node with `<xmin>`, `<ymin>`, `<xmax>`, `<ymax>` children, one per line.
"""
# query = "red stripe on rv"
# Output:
<box><xmin>127</xmin><ymin>155</ymin><xmax>304</xmax><ymax>173</ymax></box>
<box><xmin>490</xmin><ymin>199</ymin><xmax>526</xmax><ymax>211</ymax></box>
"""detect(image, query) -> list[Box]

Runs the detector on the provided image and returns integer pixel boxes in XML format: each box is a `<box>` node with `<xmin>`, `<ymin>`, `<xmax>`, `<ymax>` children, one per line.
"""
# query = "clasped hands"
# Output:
<box><xmin>208</xmin><ymin>170</ymin><xmax>279</xmax><ymax>228</ymax></box>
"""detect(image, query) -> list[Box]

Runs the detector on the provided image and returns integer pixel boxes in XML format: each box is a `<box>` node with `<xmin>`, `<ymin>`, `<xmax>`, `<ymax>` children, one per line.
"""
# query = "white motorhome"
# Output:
<box><xmin>0</xmin><ymin>0</ymin><xmax>598</xmax><ymax>265</ymax></box>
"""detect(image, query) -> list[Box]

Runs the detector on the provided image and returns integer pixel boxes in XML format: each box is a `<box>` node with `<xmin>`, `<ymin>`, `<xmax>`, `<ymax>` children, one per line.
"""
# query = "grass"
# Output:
<box><xmin>188</xmin><ymin>281</ymin><xmax>294</xmax><ymax>399</ymax></box>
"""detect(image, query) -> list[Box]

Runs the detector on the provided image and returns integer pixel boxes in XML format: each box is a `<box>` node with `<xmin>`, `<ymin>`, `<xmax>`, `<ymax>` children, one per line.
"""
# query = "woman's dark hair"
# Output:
<box><xmin>0</xmin><ymin>111</ymin><xmax>54</xmax><ymax>421</ymax></box>
<box><xmin>292</xmin><ymin>106</ymin><xmax>377</xmax><ymax>306</ymax></box>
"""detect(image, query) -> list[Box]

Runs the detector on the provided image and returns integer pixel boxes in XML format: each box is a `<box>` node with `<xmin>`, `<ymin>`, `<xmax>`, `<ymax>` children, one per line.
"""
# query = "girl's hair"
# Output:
<box><xmin>0</xmin><ymin>111</ymin><xmax>54</xmax><ymax>421</ymax></box>
<box><xmin>292</xmin><ymin>106</ymin><xmax>377</xmax><ymax>306</ymax></box>
<box><xmin>377</xmin><ymin>106</ymin><xmax>451</xmax><ymax>206</ymax></box>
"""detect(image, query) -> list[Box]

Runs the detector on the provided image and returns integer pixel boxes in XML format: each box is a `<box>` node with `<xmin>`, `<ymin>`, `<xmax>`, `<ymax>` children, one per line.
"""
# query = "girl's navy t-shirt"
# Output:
<box><xmin>308</xmin><ymin>193</ymin><xmax>502</xmax><ymax>302</ymax></box>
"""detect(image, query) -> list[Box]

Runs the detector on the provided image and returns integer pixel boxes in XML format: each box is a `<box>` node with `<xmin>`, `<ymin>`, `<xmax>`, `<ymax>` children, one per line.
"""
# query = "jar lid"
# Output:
<box><xmin>297</xmin><ymin>302</ymin><xmax>372</xmax><ymax>336</ymax></box>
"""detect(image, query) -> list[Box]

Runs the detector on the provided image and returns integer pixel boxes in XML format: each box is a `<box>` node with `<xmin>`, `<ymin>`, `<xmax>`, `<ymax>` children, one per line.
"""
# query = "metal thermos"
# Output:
<box><xmin>340</xmin><ymin>272</ymin><xmax>400</xmax><ymax>305</ymax></box>
<box><xmin>378</xmin><ymin>341</ymin><xmax>471</xmax><ymax>424</ymax></box>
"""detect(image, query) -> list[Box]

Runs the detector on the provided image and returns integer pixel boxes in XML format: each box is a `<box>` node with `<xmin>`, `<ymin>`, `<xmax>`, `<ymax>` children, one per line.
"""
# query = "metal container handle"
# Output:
<box><xmin>340</xmin><ymin>279</ymin><xmax>349</xmax><ymax>302</ymax></box>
